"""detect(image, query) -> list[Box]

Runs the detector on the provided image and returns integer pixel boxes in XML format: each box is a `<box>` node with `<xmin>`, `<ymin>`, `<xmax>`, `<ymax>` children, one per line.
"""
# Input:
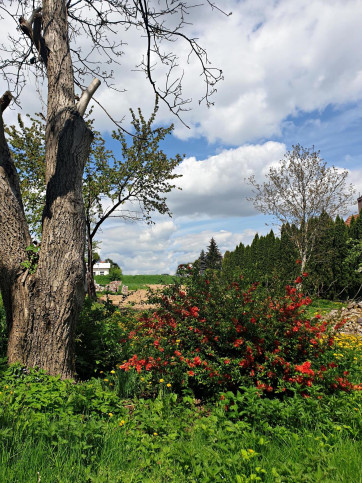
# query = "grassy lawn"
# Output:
<box><xmin>122</xmin><ymin>274</ymin><xmax>177</xmax><ymax>290</ymax></box>
<box><xmin>95</xmin><ymin>274</ymin><xmax>176</xmax><ymax>290</ymax></box>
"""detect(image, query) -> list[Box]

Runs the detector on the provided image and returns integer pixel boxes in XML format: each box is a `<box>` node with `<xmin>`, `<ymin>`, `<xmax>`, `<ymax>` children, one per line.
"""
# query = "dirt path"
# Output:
<box><xmin>100</xmin><ymin>284</ymin><xmax>164</xmax><ymax>310</ymax></box>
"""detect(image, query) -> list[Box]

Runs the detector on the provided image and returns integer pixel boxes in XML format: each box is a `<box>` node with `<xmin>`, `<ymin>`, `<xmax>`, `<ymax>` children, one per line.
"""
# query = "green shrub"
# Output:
<box><xmin>75</xmin><ymin>298</ymin><xmax>132</xmax><ymax>379</ymax></box>
<box><xmin>94</xmin><ymin>274</ymin><xmax>112</xmax><ymax>286</ymax></box>
<box><xmin>109</xmin><ymin>267</ymin><xmax>123</xmax><ymax>281</ymax></box>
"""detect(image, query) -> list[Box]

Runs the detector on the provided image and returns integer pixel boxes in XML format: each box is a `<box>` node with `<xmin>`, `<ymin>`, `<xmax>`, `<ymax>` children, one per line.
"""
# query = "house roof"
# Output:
<box><xmin>345</xmin><ymin>214</ymin><xmax>359</xmax><ymax>226</ymax></box>
<box><xmin>93</xmin><ymin>262</ymin><xmax>111</xmax><ymax>269</ymax></box>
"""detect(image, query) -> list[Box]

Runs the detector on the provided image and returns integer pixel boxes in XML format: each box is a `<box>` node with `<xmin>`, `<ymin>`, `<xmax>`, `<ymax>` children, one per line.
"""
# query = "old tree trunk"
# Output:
<box><xmin>0</xmin><ymin>1</ymin><xmax>98</xmax><ymax>377</ymax></box>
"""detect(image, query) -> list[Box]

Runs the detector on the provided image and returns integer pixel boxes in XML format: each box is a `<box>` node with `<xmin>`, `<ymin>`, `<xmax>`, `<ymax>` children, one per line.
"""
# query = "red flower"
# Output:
<box><xmin>294</xmin><ymin>276</ymin><xmax>303</xmax><ymax>284</ymax></box>
<box><xmin>187</xmin><ymin>370</ymin><xmax>194</xmax><ymax>376</ymax></box>
<box><xmin>295</xmin><ymin>361</ymin><xmax>314</xmax><ymax>376</ymax></box>
<box><xmin>189</xmin><ymin>306</ymin><xmax>199</xmax><ymax>317</ymax></box>
<box><xmin>302</xmin><ymin>272</ymin><xmax>308</xmax><ymax>277</ymax></box>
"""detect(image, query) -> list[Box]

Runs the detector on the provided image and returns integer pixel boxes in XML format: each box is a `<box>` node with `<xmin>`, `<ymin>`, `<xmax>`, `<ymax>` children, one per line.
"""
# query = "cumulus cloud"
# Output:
<box><xmin>167</xmin><ymin>141</ymin><xmax>286</xmax><ymax>217</ymax></box>
<box><xmin>4</xmin><ymin>0</ymin><xmax>362</xmax><ymax>146</ymax></box>
<box><xmin>169</xmin><ymin>0</ymin><xmax>362</xmax><ymax>144</ymax></box>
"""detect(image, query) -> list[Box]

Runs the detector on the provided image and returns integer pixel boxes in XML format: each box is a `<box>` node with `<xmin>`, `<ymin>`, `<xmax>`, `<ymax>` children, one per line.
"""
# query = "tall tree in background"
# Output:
<box><xmin>247</xmin><ymin>144</ymin><xmax>355</xmax><ymax>274</ymax></box>
<box><xmin>198</xmin><ymin>250</ymin><xmax>207</xmax><ymax>274</ymax></box>
<box><xmin>0</xmin><ymin>1</ymin><xmax>223</xmax><ymax>378</ymax></box>
<box><xmin>205</xmin><ymin>237</ymin><xmax>223</xmax><ymax>270</ymax></box>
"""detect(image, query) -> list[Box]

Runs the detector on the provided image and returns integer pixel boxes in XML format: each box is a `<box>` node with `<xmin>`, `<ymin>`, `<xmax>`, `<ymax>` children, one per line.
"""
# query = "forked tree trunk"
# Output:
<box><xmin>0</xmin><ymin>0</ymin><xmax>98</xmax><ymax>378</ymax></box>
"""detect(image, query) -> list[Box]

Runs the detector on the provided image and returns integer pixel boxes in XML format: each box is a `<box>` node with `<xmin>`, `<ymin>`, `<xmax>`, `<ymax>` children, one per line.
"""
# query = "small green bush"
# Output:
<box><xmin>109</xmin><ymin>267</ymin><xmax>123</xmax><ymax>281</ymax></box>
<box><xmin>75</xmin><ymin>298</ymin><xmax>129</xmax><ymax>379</ymax></box>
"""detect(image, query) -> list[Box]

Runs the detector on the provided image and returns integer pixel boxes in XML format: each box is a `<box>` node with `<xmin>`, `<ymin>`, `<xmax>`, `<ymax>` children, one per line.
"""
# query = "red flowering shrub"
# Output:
<box><xmin>117</xmin><ymin>268</ymin><xmax>353</xmax><ymax>398</ymax></box>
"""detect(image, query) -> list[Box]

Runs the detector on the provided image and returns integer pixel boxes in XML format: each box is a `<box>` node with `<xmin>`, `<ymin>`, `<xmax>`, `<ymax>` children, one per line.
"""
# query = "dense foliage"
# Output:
<box><xmin>1</xmin><ymin>360</ymin><xmax>360</xmax><ymax>482</ymax></box>
<box><xmin>223</xmin><ymin>211</ymin><xmax>362</xmax><ymax>300</ymax></box>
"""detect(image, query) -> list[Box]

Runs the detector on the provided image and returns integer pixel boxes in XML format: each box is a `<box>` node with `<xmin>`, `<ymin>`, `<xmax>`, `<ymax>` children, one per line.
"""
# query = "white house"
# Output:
<box><xmin>93</xmin><ymin>261</ymin><xmax>111</xmax><ymax>276</ymax></box>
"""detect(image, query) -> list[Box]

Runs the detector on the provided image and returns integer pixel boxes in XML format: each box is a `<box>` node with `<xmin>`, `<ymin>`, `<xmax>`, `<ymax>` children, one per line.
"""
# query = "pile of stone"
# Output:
<box><xmin>105</xmin><ymin>280</ymin><xmax>123</xmax><ymax>293</ymax></box>
<box><xmin>326</xmin><ymin>300</ymin><xmax>362</xmax><ymax>336</ymax></box>
<box><xmin>95</xmin><ymin>280</ymin><xmax>127</xmax><ymax>294</ymax></box>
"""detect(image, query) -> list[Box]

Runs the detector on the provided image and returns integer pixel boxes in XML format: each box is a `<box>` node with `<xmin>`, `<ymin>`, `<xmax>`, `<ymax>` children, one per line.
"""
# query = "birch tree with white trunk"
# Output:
<box><xmin>247</xmin><ymin>144</ymin><xmax>355</xmax><ymax>275</ymax></box>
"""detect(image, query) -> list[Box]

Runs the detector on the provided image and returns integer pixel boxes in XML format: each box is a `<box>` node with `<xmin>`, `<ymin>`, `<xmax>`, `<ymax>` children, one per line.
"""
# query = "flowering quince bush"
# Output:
<box><xmin>117</xmin><ymin>266</ymin><xmax>359</xmax><ymax>398</ymax></box>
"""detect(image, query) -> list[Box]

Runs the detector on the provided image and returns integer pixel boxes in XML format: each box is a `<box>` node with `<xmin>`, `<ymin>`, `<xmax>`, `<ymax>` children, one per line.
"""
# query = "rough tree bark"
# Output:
<box><xmin>0</xmin><ymin>1</ymin><xmax>99</xmax><ymax>378</ymax></box>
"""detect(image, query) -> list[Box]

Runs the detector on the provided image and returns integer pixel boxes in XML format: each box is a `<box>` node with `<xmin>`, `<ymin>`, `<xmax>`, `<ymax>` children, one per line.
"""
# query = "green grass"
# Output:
<box><xmin>94</xmin><ymin>274</ymin><xmax>176</xmax><ymax>290</ymax></box>
<box><xmin>122</xmin><ymin>274</ymin><xmax>176</xmax><ymax>290</ymax></box>
<box><xmin>0</xmin><ymin>382</ymin><xmax>361</xmax><ymax>482</ymax></box>
<box><xmin>304</xmin><ymin>298</ymin><xmax>344</xmax><ymax>319</ymax></box>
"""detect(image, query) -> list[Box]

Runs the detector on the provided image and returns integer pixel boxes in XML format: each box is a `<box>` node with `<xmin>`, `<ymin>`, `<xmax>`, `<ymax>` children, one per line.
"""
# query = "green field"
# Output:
<box><xmin>95</xmin><ymin>274</ymin><xmax>177</xmax><ymax>290</ymax></box>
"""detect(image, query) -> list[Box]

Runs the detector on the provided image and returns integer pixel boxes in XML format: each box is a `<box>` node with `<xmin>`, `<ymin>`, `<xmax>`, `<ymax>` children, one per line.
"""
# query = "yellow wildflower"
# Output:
<box><xmin>153</xmin><ymin>432</ymin><xmax>158</xmax><ymax>436</ymax></box>
<box><xmin>119</xmin><ymin>420</ymin><xmax>125</xmax><ymax>426</ymax></box>
<box><xmin>109</xmin><ymin>413</ymin><xmax>113</xmax><ymax>417</ymax></box>
<box><xmin>110</xmin><ymin>370</ymin><xmax>115</xmax><ymax>374</ymax></box>
<box><xmin>159</xmin><ymin>379</ymin><xmax>164</xmax><ymax>383</ymax></box>
<box><xmin>248</xmin><ymin>449</ymin><xmax>255</xmax><ymax>454</ymax></box>
<box><xmin>104</xmin><ymin>378</ymin><xmax>109</xmax><ymax>382</ymax></box>
<box><xmin>167</xmin><ymin>383</ymin><xmax>171</xmax><ymax>388</ymax></box>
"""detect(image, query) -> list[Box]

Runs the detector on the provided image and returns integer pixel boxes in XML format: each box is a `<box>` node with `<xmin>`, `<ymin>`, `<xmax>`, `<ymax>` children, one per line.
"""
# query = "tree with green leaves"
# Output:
<box><xmin>84</xmin><ymin>99</ymin><xmax>183</xmax><ymax>297</ymax></box>
<box><xmin>248</xmin><ymin>144</ymin><xmax>355</xmax><ymax>274</ymax></box>
<box><xmin>6</xmin><ymin>100</ymin><xmax>183</xmax><ymax>299</ymax></box>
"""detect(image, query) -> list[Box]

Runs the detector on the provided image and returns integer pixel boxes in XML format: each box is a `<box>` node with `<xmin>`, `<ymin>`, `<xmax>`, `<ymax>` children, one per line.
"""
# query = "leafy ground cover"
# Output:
<box><xmin>0</xmin><ymin>361</ymin><xmax>361</xmax><ymax>482</ymax></box>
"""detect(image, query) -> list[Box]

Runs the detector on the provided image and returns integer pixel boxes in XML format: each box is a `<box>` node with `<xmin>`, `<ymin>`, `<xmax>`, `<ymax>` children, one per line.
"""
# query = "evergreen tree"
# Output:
<box><xmin>198</xmin><ymin>249</ymin><xmax>207</xmax><ymax>274</ymax></box>
<box><xmin>279</xmin><ymin>224</ymin><xmax>299</xmax><ymax>283</ymax></box>
<box><xmin>205</xmin><ymin>238</ymin><xmax>223</xmax><ymax>270</ymax></box>
<box><xmin>332</xmin><ymin>216</ymin><xmax>349</xmax><ymax>298</ymax></box>
<box><xmin>305</xmin><ymin>212</ymin><xmax>334</xmax><ymax>297</ymax></box>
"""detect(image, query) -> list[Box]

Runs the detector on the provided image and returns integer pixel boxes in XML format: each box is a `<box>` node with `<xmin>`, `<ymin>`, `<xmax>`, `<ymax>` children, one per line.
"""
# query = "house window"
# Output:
<box><xmin>100</xmin><ymin>271</ymin><xmax>104</xmax><ymax>275</ymax></box>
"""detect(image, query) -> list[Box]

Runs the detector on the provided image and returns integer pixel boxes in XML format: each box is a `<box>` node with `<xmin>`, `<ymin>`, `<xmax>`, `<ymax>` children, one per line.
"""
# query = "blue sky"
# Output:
<box><xmin>3</xmin><ymin>0</ymin><xmax>362</xmax><ymax>274</ymax></box>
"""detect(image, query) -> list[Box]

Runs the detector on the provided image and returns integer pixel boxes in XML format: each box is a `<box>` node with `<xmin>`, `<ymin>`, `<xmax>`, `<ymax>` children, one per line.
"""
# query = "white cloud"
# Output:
<box><xmin>167</xmin><ymin>141</ymin><xmax>286</xmax><ymax>217</ymax></box>
<box><xmin>4</xmin><ymin>0</ymin><xmax>362</xmax><ymax>146</ymax></box>
<box><xmin>98</xmin><ymin>217</ymin><xmax>261</xmax><ymax>274</ymax></box>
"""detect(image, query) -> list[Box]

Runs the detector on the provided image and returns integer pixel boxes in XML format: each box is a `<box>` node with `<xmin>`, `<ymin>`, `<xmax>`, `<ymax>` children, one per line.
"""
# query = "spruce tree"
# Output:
<box><xmin>205</xmin><ymin>237</ymin><xmax>223</xmax><ymax>270</ymax></box>
<box><xmin>198</xmin><ymin>249</ymin><xmax>207</xmax><ymax>274</ymax></box>
<box><xmin>332</xmin><ymin>216</ymin><xmax>349</xmax><ymax>298</ymax></box>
